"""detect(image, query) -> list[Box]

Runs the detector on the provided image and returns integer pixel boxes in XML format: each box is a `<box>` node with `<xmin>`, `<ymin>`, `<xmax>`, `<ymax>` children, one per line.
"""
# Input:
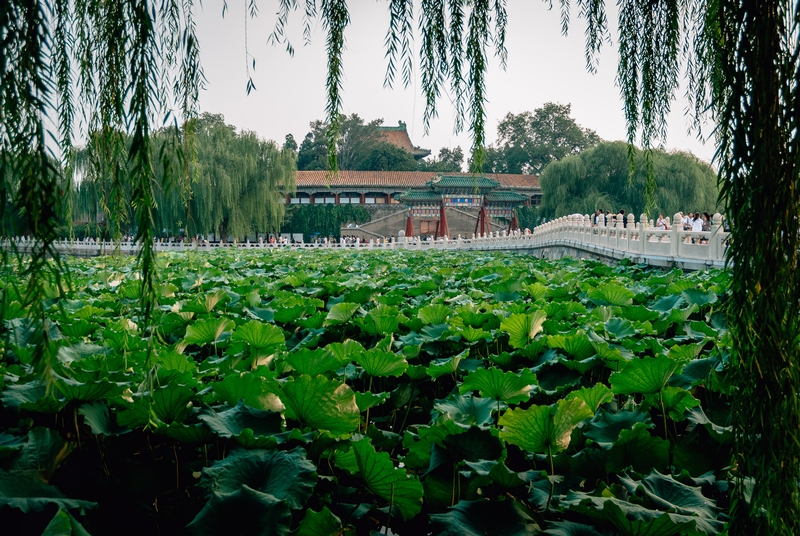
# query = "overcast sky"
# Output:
<box><xmin>194</xmin><ymin>0</ymin><xmax>716</xmax><ymax>164</ymax></box>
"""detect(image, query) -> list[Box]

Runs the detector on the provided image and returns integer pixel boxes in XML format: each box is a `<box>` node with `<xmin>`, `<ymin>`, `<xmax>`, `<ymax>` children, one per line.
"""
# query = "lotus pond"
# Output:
<box><xmin>0</xmin><ymin>250</ymin><xmax>734</xmax><ymax>535</ymax></box>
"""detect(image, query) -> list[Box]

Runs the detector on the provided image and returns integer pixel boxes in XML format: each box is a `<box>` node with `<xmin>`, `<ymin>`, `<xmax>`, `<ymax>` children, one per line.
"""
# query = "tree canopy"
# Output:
<box><xmin>479</xmin><ymin>103</ymin><xmax>601</xmax><ymax>174</ymax></box>
<box><xmin>71</xmin><ymin>114</ymin><xmax>295</xmax><ymax>241</ymax></box>
<box><xmin>297</xmin><ymin>114</ymin><xmax>384</xmax><ymax>171</ymax></box>
<box><xmin>296</xmin><ymin>113</ymin><xmax>461</xmax><ymax>172</ymax></box>
<box><xmin>538</xmin><ymin>141</ymin><xmax>719</xmax><ymax>219</ymax></box>
<box><xmin>417</xmin><ymin>146</ymin><xmax>465</xmax><ymax>172</ymax></box>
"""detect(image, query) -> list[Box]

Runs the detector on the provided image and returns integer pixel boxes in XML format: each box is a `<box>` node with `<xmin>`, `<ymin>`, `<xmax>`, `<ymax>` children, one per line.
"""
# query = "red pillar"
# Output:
<box><xmin>360</xmin><ymin>193</ymin><xmax>365</xmax><ymax>205</ymax></box>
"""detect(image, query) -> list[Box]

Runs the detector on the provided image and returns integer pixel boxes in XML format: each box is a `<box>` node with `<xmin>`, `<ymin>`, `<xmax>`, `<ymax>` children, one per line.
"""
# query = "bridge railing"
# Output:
<box><xmin>532</xmin><ymin>212</ymin><xmax>729</xmax><ymax>265</ymax></box>
<box><xmin>1</xmin><ymin>212</ymin><xmax>729</xmax><ymax>267</ymax></box>
<box><xmin>0</xmin><ymin>232</ymin><xmax>542</xmax><ymax>255</ymax></box>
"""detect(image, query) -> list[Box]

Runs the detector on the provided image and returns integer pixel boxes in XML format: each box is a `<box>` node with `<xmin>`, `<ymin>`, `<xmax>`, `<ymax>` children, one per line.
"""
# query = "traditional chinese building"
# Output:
<box><xmin>397</xmin><ymin>175</ymin><xmax>530</xmax><ymax>220</ymax></box>
<box><xmin>288</xmin><ymin>171</ymin><xmax>540</xmax><ymax>207</ymax></box>
<box><xmin>377</xmin><ymin>121</ymin><xmax>431</xmax><ymax>160</ymax></box>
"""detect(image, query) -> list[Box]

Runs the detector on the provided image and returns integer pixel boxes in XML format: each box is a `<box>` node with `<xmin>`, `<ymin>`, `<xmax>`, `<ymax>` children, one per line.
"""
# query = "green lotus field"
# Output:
<box><xmin>0</xmin><ymin>250</ymin><xmax>734</xmax><ymax>535</ymax></box>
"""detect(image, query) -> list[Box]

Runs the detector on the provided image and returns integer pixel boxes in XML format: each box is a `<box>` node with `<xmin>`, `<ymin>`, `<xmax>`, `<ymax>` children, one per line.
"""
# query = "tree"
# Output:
<box><xmin>71</xmin><ymin>113</ymin><xmax>295</xmax><ymax>241</ymax></box>
<box><xmin>297</xmin><ymin>122</ymin><xmax>330</xmax><ymax>170</ymax></box>
<box><xmin>281</xmin><ymin>204</ymin><xmax>370</xmax><ymax>240</ymax></box>
<box><xmin>283</xmin><ymin>133</ymin><xmax>298</xmax><ymax>152</ymax></box>
<box><xmin>417</xmin><ymin>146</ymin><xmax>464</xmax><ymax>172</ymax></box>
<box><xmin>538</xmin><ymin>141</ymin><xmax>719</xmax><ymax>219</ymax></box>
<box><xmin>162</xmin><ymin>114</ymin><xmax>294</xmax><ymax>240</ymax></box>
<box><xmin>477</xmin><ymin>103</ymin><xmax>601</xmax><ymax>174</ymax></box>
<box><xmin>297</xmin><ymin>114</ymin><xmax>384</xmax><ymax>170</ymax></box>
<box><xmin>359</xmin><ymin>142</ymin><xmax>417</xmax><ymax>171</ymax></box>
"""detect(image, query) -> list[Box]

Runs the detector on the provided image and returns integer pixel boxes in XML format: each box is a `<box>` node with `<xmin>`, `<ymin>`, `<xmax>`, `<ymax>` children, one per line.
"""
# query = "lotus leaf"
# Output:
<box><xmin>583</xmin><ymin>409</ymin><xmax>653</xmax><ymax>447</ymax></box>
<box><xmin>356</xmin><ymin>347</ymin><xmax>408</xmax><ymax>377</ymax></box>
<box><xmin>286</xmin><ymin>348</ymin><xmax>342</xmax><ymax>376</ymax></box>
<box><xmin>566</xmin><ymin>384</ymin><xmax>614</xmax><ymax>413</ymax></box>
<box><xmin>610</xmin><ymin>356</ymin><xmax>680</xmax><ymax>395</ymax></box>
<box><xmin>186</xmin><ymin>486</ymin><xmax>292</xmax><ymax>536</ymax></box>
<box><xmin>606</xmin><ymin>423</ymin><xmax>670</xmax><ymax>473</ymax></box>
<box><xmin>429</xmin><ymin>499</ymin><xmax>539</xmax><ymax>536</ymax></box>
<box><xmin>501</xmin><ymin>310</ymin><xmax>547</xmax><ymax>349</ymax></box>
<box><xmin>231</xmin><ymin>321</ymin><xmax>285</xmax><ymax>350</ymax></box>
<box><xmin>426</xmin><ymin>354</ymin><xmax>464</xmax><ymax>379</ymax></box>
<box><xmin>645</xmin><ymin>386</ymin><xmax>701</xmax><ymax>421</ymax></box>
<box><xmin>459</xmin><ymin>368</ymin><xmax>537</xmax><ymax>404</ymax></box>
<box><xmin>78</xmin><ymin>402</ymin><xmax>130</xmax><ymax>436</ymax></box>
<box><xmin>567</xmin><ymin>495</ymin><xmax>693</xmax><ymax>536</ymax></box>
<box><xmin>199</xmin><ymin>401</ymin><xmax>283</xmax><ymax>448</ymax></box>
<box><xmin>434</xmin><ymin>394</ymin><xmax>496</xmax><ymax>428</ymax></box>
<box><xmin>356</xmin><ymin>303</ymin><xmax>403</xmax><ymax>335</ymax></box>
<box><xmin>197</xmin><ymin>448</ymin><xmax>316</xmax><ymax>508</ymax></box>
<box><xmin>588</xmin><ymin>283</ymin><xmax>635</xmax><ymax>306</ymax></box>
<box><xmin>0</xmin><ymin>471</ymin><xmax>96</xmax><ymax>514</ymax></box>
<box><xmin>209</xmin><ymin>372</ymin><xmax>283</xmax><ymax>412</ymax></box>
<box><xmin>349</xmin><ymin>439</ymin><xmax>423</xmax><ymax>520</ymax></box>
<box><xmin>279</xmin><ymin>375</ymin><xmax>359</xmax><ymax>436</ymax></box>
<box><xmin>463</xmin><ymin>459</ymin><xmax>528</xmax><ymax>489</ymax></box>
<box><xmin>325</xmin><ymin>339</ymin><xmax>365</xmax><ymax>365</ymax></box>
<box><xmin>183</xmin><ymin>317</ymin><xmax>235</xmax><ymax>346</ymax></box>
<box><xmin>500</xmin><ymin>399</ymin><xmax>593</xmax><ymax>454</ymax></box>
<box><xmin>296</xmin><ymin>506</ymin><xmax>345</xmax><ymax>536</ymax></box>
<box><xmin>41</xmin><ymin>507</ymin><xmax>92</xmax><ymax>536</ymax></box>
<box><xmin>324</xmin><ymin>302</ymin><xmax>360</xmax><ymax>326</ymax></box>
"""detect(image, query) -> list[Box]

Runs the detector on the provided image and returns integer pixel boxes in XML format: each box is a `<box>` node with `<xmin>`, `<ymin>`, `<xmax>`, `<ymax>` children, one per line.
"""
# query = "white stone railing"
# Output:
<box><xmin>1</xmin><ymin>212</ymin><xmax>729</xmax><ymax>269</ymax></box>
<box><xmin>530</xmin><ymin>212</ymin><xmax>729</xmax><ymax>268</ymax></box>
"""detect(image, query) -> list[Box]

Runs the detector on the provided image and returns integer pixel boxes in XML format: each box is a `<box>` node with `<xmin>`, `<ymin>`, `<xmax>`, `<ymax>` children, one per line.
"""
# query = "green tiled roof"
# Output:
<box><xmin>485</xmin><ymin>191</ymin><xmax>529</xmax><ymax>202</ymax></box>
<box><xmin>396</xmin><ymin>190</ymin><xmax>442</xmax><ymax>202</ymax></box>
<box><xmin>427</xmin><ymin>175</ymin><xmax>500</xmax><ymax>190</ymax></box>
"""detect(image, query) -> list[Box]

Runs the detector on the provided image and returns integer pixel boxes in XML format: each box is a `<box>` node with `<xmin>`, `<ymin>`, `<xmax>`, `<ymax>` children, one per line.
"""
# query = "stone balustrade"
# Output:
<box><xmin>1</xmin><ymin>213</ymin><xmax>729</xmax><ymax>270</ymax></box>
<box><xmin>529</xmin><ymin>212</ymin><xmax>729</xmax><ymax>269</ymax></box>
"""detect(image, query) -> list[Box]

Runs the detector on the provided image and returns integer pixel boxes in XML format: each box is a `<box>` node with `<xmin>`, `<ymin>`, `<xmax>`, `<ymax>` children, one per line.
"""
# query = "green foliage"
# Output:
<box><xmin>297</xmin><ymin>114</ymin><xmax>384</xmax><ymax>171</ymax></box>
<box><xmin>72</xmin><ymin>113</ymin><xmax>296</xmax><ymax>240</ymax></box>
<box><xmin>499</xmin><ymin>399</ymin><xmax>593</xmax><ymax>455</ymax></box>
<box><xmin>478</xmin><ymin>103</ymin><xmax>601</xmax><ymax>174</ymax></box>
<box><xmin>0</xmin><ymin>249</ymin><xmax>735</xmax><ymax>533</ymax></box>
<box><xmin>417</xmin><ymin>146</ymin><xmax>465</xmax><ymax>172</ymax></box>
<box><xmin>539</xmin><ymin>141</ymin><xmax>720</xmax><ymax>219</ymax></box>
<box><xmin>359</xmin><ymin>142</ymin><xmax>417</xmax><ymax>171</ymax></box>
<box><xmin>281</xmin><ymin>203</ymin><xmax>370</xmax><ymax>240</ymax></box>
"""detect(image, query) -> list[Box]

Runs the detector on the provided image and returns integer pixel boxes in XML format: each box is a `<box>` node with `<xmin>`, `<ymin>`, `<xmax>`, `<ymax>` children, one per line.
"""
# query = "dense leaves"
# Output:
<box><xmin>0</xmin><ymin>250</ymin><xmax>732</xmax><ymax>533</ymax></box>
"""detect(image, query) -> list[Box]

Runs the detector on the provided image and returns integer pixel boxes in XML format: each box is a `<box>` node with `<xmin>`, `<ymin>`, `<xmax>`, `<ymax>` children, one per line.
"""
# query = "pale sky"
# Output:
<box><xmin>195</xmin><ymin>0</ymin><xmax>716</xmax><ymax>164</ymax></box>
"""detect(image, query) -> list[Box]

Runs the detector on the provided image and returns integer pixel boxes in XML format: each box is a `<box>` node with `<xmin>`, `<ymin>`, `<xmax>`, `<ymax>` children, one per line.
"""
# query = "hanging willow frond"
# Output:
<box><xmin>320</xmin><ymin>0</ymin><xmax>349</xmax><ymax>173</ymax></box>
<box><xmin>707</xmin><ymin>1</ymin><xmax>800</xmax><ymax>533</ymax></box>
<box><xmin>419</xmin><ymin>0</ymin><xmax>447</xmax><ymax>131</ymax></box>
<box><xmin>385</xmin><ymin>0</ymin><xmax>415</xmax><ymax>89</ymax></box>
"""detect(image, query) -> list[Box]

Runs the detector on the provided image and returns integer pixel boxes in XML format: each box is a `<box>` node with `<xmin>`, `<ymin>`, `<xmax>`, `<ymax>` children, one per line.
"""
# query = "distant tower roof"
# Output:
<box><xmin>377</xmin><ymin>121</ymin><xmax>431</xmax><ymax>160</ymax></box>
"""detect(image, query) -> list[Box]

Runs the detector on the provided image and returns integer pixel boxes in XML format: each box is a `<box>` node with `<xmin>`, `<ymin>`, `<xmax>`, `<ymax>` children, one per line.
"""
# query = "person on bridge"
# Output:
<box><xmin>656</xmin><ymin>214</ymin><xmax>669</xmax><ymax>230</ymax></box>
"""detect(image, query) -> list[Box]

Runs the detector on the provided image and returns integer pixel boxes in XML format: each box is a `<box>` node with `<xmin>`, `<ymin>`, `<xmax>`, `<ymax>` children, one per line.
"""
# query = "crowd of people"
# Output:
<box><xmin>589</xmin><ymin>208</ymin><xmax>721</xmax><ymax>244</ymax></box>
<box><xmin>591</xmin><ymin>208</ymin><xmax>714</xmax><ymax>233</ymax></box>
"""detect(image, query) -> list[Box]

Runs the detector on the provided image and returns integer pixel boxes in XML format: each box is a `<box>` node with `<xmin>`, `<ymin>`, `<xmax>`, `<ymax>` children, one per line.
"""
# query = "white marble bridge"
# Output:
<box><xmin>7</xmin><ymin>213</ymin><xmax>729</xmax><ymax>271</ymax></box>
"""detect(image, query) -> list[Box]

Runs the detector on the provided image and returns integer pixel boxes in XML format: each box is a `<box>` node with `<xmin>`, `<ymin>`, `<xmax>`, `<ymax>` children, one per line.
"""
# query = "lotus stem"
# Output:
<box><xmin>546</xmin><ymin>444</ymin><xmax>555</xmax><ymax>512</ymax></box>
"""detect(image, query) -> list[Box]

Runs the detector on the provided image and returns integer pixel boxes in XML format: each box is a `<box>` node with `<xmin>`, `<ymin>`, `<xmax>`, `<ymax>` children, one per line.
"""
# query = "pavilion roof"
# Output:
<box><xmin>428</xmin><ymin>175</ymin><xmax>500</xmax><ymax>190</ymax></box>
<box><xmin>294</xmin><ymin>171</ymin><xmax>540</xmax><ymax>191</ymax></box>
<box><xmin>485</xmin><ymin>191</ymin><xmax>530</xmax><ymax>202</ymax></box>
<box><xmin>396</xmin><ymin>190</ymin><xmax>442</xmax><ymax>202</ymax></box>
